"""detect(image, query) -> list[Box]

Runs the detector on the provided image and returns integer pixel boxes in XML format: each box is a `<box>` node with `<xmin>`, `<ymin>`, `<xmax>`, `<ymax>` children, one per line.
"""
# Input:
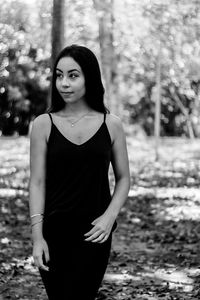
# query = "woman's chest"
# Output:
<box><xmin>47</xmin><ymin>126</ymin><xmax>112</xmax><ymax>165</ymax></box>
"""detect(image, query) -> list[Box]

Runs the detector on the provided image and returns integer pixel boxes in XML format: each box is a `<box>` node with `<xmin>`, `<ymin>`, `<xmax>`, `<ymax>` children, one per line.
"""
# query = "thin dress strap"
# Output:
<box><xmin>47</xmin><ymin>113</ymin><xmax>53</xmax><ymax>143</ymax></box>
<box><xmin>48</xmin><ymin>113</ymin><xmax>53</xmax><ymax>124</ymax></box>
<box><xmin>103</xmin><ymin>113</ymin><xmax>106</xmax><ymax>123</ymax></box>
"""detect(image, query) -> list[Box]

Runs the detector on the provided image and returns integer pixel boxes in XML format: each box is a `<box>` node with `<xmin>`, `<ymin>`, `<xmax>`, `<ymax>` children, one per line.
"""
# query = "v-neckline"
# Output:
<box><xmin>52</xmin><ymin>122</ymin><xmax>105</xmax><ymax>146</ymax></box>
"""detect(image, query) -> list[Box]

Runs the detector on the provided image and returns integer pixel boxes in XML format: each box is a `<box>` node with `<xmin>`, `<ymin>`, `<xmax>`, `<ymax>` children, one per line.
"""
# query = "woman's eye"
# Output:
<box><xmin>56</xmin><ymin>73</ymin><xmax>63</xmax><ymax>78</ymax></box>
<box><xmin>69</xmin><ymin>73</ymin><xmax>78</xmax><ymax>79</ymax></box>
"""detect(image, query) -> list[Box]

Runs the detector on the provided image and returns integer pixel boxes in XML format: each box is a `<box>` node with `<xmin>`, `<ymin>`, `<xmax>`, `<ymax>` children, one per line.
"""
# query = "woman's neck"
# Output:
<box><xmin>62</xmin><ymin>102</ymin><xmax>92</xmax><ymax>116</ymax></box>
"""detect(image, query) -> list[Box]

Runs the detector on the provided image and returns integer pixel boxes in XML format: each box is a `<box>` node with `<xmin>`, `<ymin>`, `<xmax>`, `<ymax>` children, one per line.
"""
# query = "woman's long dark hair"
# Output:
<box><xmin>46</xmin><ymin>44</ymin><xmax>109</xmax><ymax>114</ymax></box>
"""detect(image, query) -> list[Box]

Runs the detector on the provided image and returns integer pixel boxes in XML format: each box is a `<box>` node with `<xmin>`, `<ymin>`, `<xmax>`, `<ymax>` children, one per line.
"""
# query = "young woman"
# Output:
<box><xmin>29</xmin><ymin>44</ymin><xmax>130</xmax><ymax>300</ymax></box>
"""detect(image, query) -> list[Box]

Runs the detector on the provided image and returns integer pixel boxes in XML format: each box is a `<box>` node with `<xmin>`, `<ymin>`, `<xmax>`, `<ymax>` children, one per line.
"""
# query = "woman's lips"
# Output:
<box><xmin>61</xmin><ymin>92</ymin><xmax>73</xmax><ymax>95</ymax></box>
<box><xmin>61</xmin><ymin>92</ymin><xmax>74</xmax><ymax>97</ymax></box>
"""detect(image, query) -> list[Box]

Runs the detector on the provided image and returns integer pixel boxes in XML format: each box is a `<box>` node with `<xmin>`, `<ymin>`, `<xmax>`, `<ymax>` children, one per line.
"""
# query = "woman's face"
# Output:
<box><xmin>55</xmin><ymin>56</ymin><xmax>86</xmax><ymax>104</ymax></box>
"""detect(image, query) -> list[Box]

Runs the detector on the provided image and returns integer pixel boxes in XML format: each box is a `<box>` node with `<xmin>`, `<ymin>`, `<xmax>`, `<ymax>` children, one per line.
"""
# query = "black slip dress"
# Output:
<box><xmin>39</xmin><ymin>112</ymin><xmax>117</xmax><ymax>300</ymax></box>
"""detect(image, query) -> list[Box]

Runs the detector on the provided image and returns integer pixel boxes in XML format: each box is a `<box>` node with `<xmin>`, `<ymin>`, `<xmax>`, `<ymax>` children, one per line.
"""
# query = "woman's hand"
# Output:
<box><xmin>84</xmin><ymin>212</ymin><xmax>116</xmax><ymax>243</ymax></box>
<box><xmin>32</xmin><ymin>238</ymin><xmax>50</xmax><ymax>271</ymax></box>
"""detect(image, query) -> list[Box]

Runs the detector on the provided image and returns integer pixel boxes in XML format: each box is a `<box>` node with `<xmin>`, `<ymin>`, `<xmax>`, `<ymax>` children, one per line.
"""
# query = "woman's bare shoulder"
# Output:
<box><xmin>33</xmin><ymin>113</ymin><xmax>50</xmax><ymax>124</ymax></box>
<box><xmin>106</xmin><ymin>113</ymin><xmax>124</xmax><ymax>143</ymax></box>
<box><xmin>31</xmin><ymin>113</ymin><xmax>51</xmax><ymax>142</ymax></box>
<box><xmin>106</xmin><ymin>113</ymin><xmax>123</xmax><ymax>130</ymax></box>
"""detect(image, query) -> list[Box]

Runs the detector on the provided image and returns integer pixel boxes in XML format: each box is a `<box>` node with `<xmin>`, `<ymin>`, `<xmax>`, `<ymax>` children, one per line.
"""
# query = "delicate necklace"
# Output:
<box><xmin>68</xmin><ymin>112</ymin><xmax>90</xmax><ymax>127</ymax></box>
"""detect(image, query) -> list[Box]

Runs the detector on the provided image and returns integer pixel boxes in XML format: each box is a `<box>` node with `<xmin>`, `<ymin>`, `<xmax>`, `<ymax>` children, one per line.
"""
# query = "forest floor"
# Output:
<box><xmin>0</xmin><ymin>135</ymin><xmax>200</xmax><ymax>299</ymax></box>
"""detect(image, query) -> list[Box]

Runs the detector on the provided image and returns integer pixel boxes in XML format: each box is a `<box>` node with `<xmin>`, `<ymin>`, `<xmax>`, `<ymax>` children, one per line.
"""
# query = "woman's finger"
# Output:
<box><xmin>99</xmin><ymin>234</ymin><xmax>109</xmax><ymax>243</ymax></box>
<box><xmin>33</xmin><ymin>256</ymin><xmax>39</xmax><ymax>268</ymax></box>
<box><xmin>39</xmin><ymin>264</ymin><xmax>49</xmax><ymax>271</ymax></box>
<box><xmin>38</xmin><ymin>257</ymin><xmax>49</xmax><ymax>271</ymax></box>
<box><xmin>91</xmin><ymin>217</ymin><xmax>100</xmax><ymax>225</ymax></box>
<box><xmin>84</xmin><ymin>225</ymin><xmax>101</xmax><ymax>237</ymax></box>
<box><xmin>84</xmin><ymin>229</ymin><xmax>103</xmax><ymax>241</ymax></box>
<box><xmin>44</xmin><ymin>246</ymin><xmax>50</xmax><ymax>264</ymax></box>
<box><xmin>91</xmin><ymin>233</ymin><xmax>106</xmax><ymax>243</ymax></box>
<box><xmin>35</xmin><ymin>254</ymin><xmax>49</xmax><ymax>271</ymax></box>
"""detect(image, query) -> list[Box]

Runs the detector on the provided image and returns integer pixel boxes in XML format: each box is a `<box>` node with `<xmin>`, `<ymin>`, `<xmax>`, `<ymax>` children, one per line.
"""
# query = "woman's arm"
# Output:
<box><xmin>84</xmin><ymin>114</ymin><xmax>130</xmax><ymax>243</ymax></box>
<box><xmin>104</xmin><ymin>114</ymin><xmax>130</xmax><ymax>218</ymax></box>
<box><xmin>29</xmin><ymin>114</ymin><xmax>50</xmax><ymax>270</ymax></box>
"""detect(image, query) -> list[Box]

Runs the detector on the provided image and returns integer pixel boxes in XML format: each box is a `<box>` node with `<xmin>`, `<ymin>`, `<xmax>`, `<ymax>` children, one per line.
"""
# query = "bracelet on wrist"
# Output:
<box><xmin>30</xmin><ymin>213</ymin><xmax>44</xmax><ymax>219</ymax></box>
<box><xmin>31</xmin><ymin>219</ymin><xmax>43</xmax><ymax>227</ymax></box>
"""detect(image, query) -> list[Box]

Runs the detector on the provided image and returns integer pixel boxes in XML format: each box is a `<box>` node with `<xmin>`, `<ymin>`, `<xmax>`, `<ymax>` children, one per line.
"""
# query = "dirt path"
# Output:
<box><xmin>0</xmin><ymin>136</ymin><xmax>200</xmax><ymax>299</ymax></box>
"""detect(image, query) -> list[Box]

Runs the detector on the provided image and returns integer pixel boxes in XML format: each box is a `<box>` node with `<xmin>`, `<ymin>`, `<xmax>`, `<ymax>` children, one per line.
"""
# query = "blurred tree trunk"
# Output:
<box><xmin>193</xmin><ymin>83</ymin><xmax>200</xmax><ymax>137</ymax></box>
<box><xmin>48</xmin><ymin>0</ymin><xmax>65</xmax><ymax>108</ymax></box>
<box><xmin>154</xmin><ymin>41</ymin><xmax>161</xmax><ymax>161</ymax></box>
<box><xmin>51</xmin><ymin>0</ymin><xmax>65</xmax><ymax>68</ymax></box>
<box><xmin>93</xmin><ymin>0</ymin><xmax>119</xmax><ymax>114</ymax></box>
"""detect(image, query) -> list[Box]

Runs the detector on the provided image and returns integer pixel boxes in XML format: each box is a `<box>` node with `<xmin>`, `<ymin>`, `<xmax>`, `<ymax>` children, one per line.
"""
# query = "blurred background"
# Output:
<box><xmin>1</xmin><ymin>0</ymin><xmax>200</xmax><ymax>138</ymax></box>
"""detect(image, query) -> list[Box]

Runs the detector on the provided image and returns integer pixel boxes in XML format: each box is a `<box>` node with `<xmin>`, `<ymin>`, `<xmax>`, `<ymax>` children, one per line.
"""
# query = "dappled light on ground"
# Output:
<box><xmin>154</xmin><ymin>198</ymin><xmax>200</xmax><ymax>221</ymax></box>
<box><xmin>105</xmin><ymin>273</ymin><xmax>136</xmax><ymax>282</ymax></box>
<box><xmin>129</xmin><ymin>187</ymin><xmax>200</xmax><ymax>221</ymax></box>
<box><xmin>153</xmin><ymin>269</ymin><xmax>193</xmax><ymax>292</ymax></box>
<box><xmin>1</xmin><ymin>136</ymin><xmax>200</xmax><ymax>299</ymax></box>
<box><xmin>105</xmin><ymin>268</ymin><xmax>194</xmax><ymax>292</ymax></box>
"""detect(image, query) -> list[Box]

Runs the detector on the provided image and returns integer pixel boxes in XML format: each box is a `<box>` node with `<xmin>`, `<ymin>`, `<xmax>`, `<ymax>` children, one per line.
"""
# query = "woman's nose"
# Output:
<box><xmin>61</xmin><ymin>76</ymin><xmax>70</xmax><ymax>87</ymax></box>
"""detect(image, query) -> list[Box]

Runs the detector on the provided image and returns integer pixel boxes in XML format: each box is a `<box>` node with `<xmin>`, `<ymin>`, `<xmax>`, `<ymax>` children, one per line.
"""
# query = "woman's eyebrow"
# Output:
<box><xmin>68</xmin><ymin>69</ymin><xmax>80</xmax><ymax>73</ymax></box>
<box><xmin>56</xmin><ymin>68</ymin><xmax>80</xmax><ymax>73</ymax></box>
<box><xmin>56</xmin><ymin>68</ymin><xmax>63</xmax><ymax>72</ymax></box>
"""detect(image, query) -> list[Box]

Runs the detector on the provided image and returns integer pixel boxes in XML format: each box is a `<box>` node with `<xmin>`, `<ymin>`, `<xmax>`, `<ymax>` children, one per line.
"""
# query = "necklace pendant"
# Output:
<box><xmin>71</xmin><ymin>124</ymin><xmax>74</xmax><ymax>127</ymax></box>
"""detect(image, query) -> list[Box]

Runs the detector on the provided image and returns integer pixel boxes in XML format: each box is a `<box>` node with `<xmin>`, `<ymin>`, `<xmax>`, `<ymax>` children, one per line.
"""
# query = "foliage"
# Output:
<box><xmin>0</xmin><ymin>0</ymin><xmax>51</xmax><ymax>135</ymax></box>
<box><xmin>114</xmin><ymin>0</ymin><xmax>200</xmax><ymax>136</ymax></box>
<box><xmin>0</xmin><ymin>0</ymin><xmax>200</xmax><ymax>136</ymax></box>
